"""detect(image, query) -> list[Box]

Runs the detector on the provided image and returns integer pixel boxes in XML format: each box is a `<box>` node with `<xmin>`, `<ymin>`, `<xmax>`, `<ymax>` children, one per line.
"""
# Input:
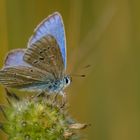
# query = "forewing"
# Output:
<box><xmin>24</xmin><ymin>35</ymin><xmax>64</xmax><ymax>79</ymax></box>
<box><xmin>4</xmin><ymin>49</ymin><xmax>30</xmax><ymax>68</ymax></box>
<box><xmin>0</xmin><ymin>66</ymin><xmax>53</xmax><ymax>89</ymax></box>
<box><xmin>28</xmin><ymin>12</ymin><xmax>67</xmax><ymax>69</ymax></box>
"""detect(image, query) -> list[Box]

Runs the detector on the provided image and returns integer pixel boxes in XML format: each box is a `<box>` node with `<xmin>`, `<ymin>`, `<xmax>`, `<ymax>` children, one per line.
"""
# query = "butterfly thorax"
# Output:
<box><xmin>45</xmin><ymin>75</ymin><xmax>71</xmax><ymax>94</ymax></box>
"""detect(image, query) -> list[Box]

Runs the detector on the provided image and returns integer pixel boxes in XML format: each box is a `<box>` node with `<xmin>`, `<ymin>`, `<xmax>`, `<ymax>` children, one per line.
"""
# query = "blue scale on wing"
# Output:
<box><xmin>4</xmin><ymin>49</ymin><xmax>29</xmax><ymax>68</ymax></box>
<box><xmin>28</xmin><ymin>12</ymin><xmax>67</xmax><ymax>69</ymax></box>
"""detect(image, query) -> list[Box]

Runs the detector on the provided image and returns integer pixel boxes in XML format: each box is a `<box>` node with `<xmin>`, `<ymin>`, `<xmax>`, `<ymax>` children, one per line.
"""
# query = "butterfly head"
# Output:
<box><xmin>63</xmin><ymin>75</ymin><xmax>71</xmax><ymax>88</ymax></box>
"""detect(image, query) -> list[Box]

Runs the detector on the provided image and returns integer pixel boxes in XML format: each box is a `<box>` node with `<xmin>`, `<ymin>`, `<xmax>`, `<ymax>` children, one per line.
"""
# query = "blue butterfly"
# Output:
<box><xmin>0</xmin><ymin>12</ymin><xmax>71</xmax><ymax>96</ymax></box>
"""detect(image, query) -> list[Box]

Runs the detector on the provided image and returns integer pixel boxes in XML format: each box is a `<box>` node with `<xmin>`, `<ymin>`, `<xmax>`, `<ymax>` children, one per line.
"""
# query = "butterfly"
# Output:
<box><xmin>0</xmin><ymin>12</ymin><xmax>71</xmax><ymax>96</ymax></box>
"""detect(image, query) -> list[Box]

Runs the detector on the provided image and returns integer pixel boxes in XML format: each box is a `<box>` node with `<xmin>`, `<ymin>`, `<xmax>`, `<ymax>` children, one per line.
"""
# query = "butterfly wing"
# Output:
<box><xmin>4</xmin><ymin>49</ymin><xmax>30</xmax><ymax>67</ymax></box>
<box><xmin>24</xmin><ymin>35</ymin><xmax>64</xmax><ymax>79</ymax></box>
<box><xmin>0</xmin><ymin>66</ymin><xmax>54</xmax><ymax>90</ymax></box>
<box><xmin>28</xmin><ymin>12</ymin><xmax>67</xmax><ymax>69</ymax></box>
<box><xmin>0</xmin><ymin>12</ymin><xmax>66</xmax><ymax>91</ymax></box>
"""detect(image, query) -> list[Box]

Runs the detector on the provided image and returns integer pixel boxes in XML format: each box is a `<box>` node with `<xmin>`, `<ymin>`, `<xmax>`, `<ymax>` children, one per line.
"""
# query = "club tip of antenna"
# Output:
<box><xmin>81</xmin><ymin>74</ymin><xmax>86</xmax><ymax>77</ymax></box>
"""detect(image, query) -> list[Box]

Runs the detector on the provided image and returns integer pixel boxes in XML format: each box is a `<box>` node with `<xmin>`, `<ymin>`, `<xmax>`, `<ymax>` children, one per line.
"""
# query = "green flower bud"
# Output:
<box><xmin>0</xmin><ymin>90</ymin><xmax>88</xmax><ymax>140</ymax></box>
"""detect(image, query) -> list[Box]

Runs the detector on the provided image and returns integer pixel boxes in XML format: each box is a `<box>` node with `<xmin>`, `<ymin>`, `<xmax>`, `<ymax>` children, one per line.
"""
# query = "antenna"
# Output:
<box><xmin>82</xmin><ymin>64</ymin><xmax>91</xmax><ymax>69</ymax></box>
<box><xmin>70</xmin><ymin>74</ymin><xmax>86</xmax><ymax>78</ymax></box>
<box><xmin>70</xmin><ymin>64</ymin><xmax>91</xmax><ymax>78</ymax></box>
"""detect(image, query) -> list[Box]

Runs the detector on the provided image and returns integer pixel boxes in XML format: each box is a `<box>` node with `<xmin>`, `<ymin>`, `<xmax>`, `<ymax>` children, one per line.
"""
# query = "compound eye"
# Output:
<box><xmin>66</xmin><ymin>77</ymin><xmax>69</xmax><ymax>84</ymax></box>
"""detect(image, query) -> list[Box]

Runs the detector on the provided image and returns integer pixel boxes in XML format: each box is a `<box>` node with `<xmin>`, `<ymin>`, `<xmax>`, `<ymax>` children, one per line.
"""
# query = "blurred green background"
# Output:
<box><xmin>0</xmin><ymin>0</ymin><xmax>140</xmax><ymax>140</ymax></box>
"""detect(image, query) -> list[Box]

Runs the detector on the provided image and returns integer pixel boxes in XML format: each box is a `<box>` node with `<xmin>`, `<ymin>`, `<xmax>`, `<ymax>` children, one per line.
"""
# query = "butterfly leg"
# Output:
<box><xmin>53</xmin><ymin>92</ymin><xmax>59</xmax><ymax>103</ymax></box>
<box><xmin>28</xmin><ymin>91</ymin><xmax>45</xmax><ymax>100</ymax></box>
<box><xmin>36</xmin><ymin>91</ymin><xmax>45</xmax><ymax>97</ymax></box>
<box><xmin>36</xmin><ymin>91</ymin><xmax>51</xmax><ymax>100</ymax></box>
<box><xmin>60</xmin><ymin>91</ymin><xmax>67</xmax><ymax>108</ymax></box>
